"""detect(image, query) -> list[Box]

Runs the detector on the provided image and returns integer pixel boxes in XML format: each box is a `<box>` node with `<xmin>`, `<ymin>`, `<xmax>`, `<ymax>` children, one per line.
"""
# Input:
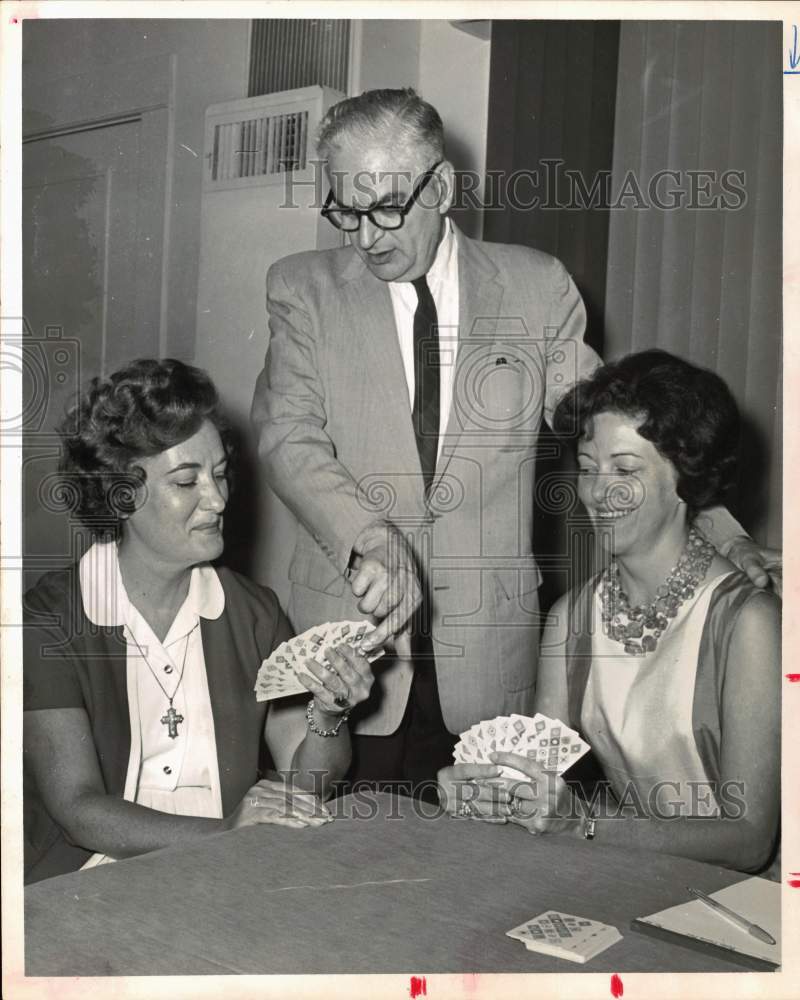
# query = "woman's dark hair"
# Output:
<box><xmin>57</xmin><ymin>358</ymin><xmax>232</xmax><ymax>534</ymax></box>
<box><xmin>552</xmin><ymin>349</ymin><xmax>740</xmax><ymax>510</ymax></box>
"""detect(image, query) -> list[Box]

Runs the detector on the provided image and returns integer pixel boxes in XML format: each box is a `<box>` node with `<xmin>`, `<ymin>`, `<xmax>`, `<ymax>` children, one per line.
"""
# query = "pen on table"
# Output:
<box><xmin>686</xmin><ymin>886</ymin><xmax>776</xmax><ymax>946</ymax></box>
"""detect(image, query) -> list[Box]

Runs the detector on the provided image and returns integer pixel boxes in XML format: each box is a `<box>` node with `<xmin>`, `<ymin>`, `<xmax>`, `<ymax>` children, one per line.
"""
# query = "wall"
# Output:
<box><xmin>353</xmin><ymin>19</ymin><xmax>421</xmax><ymax>92</ymax></box>
<box><xmin>418</xmin><ymin>21</ymin><xmax>491</xmax><ymax>240</ymax></box>
<box><xmin>23</xmin><ymin>18</ymin><xmax>251</xmax><ymax>361</ymax></box>
<box><xmin>352</xmin><ymin>19</ymin><xmax>491</xmax><ymax>239</ymax></box>
<box><xmin>23</xmin><ymin>17</ymin><xmax>490</xmax><ymax>359</ymax></box>
<box><xmin>21</xmin><ymin>17</ymin><xmax>494</xmax><ymax>600</ymax></box>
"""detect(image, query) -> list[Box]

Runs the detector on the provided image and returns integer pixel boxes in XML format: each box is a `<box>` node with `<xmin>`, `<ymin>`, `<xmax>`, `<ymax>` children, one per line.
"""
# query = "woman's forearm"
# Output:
<box><xmin>66</xmin><ymin>790</ymin><xmax>228</xmax><ymax>859</ymax></box>
<box><xmin>289</xmin><ymin>713</ymin><xmax>353</xmax><ymax>799</ymax></box>
<box><xmin>585</xmin><ymin>811</ymin><xmax>775</xmax><ymax>872</ymax></box>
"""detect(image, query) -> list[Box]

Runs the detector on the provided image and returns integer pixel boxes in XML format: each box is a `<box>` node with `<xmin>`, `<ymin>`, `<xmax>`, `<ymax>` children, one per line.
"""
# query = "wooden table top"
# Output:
<box><xmin>25</xmin><ymin>791</ymin><xmax>760</xmax><ymax>976</ymax></box>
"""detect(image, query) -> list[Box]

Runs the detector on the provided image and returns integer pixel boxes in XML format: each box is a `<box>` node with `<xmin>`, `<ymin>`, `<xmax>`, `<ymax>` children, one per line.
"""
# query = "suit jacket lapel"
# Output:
<box><xmin>340</xmin><ymin>254</ymin><xmax>424</xmax><ymax>484</ymax></box>
<box><xmin>434</xmin><ymin>229</ymin><xmax>504</xmax><ymax>487</ymax></box>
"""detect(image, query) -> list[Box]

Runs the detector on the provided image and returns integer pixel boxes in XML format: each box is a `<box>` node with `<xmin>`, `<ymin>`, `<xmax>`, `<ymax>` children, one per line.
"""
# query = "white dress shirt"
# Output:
<box><xmin>78</xmin><ymin>541</ymin><xmax>226</xmax><ymax>868</ymax></box>
<box><xmin>388</xmin><ymin>217</ymin><xmax>459</xmax><ymax>460</ymax></box>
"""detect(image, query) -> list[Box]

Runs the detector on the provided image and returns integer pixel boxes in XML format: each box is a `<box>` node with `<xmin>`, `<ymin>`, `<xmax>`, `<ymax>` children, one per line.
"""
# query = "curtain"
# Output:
<box><xmin>484</xmin><ymin>20</ymin><xmax>620</xmax><ymax>608</ymax></box>
<box><xmin>604</xmin><ymin>21</ymin><xmax>782</xmax><ymax>546</ymax></box>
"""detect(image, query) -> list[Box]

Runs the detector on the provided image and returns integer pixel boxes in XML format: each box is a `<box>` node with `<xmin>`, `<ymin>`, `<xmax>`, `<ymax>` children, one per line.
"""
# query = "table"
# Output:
<box><xmin>25</xmin><ymin>792</ymin><xmax>759</xmax><ymax>976</ymax></box>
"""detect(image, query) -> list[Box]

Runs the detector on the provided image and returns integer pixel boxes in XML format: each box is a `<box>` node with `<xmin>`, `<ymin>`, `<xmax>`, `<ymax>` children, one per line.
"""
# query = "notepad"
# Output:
<box><xmin>633</xmin><ymin>877</ymin><xmax>780</xmax><ymax>969</ymax></box>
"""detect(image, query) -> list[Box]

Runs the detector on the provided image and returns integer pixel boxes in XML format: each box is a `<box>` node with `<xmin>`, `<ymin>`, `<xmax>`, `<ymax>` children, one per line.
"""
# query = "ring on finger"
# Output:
<box><xmin>334</xmin><ymin>694</ymin><xmax>350</xmax><ymax>709</ymax></box>
<box><xmin>457</xmin><ymin>802</ymin><xmax>474</xmax><ymax>818</ymax></box>
<box><xmin>508</xmin><ymin>796</ymin><xmax>522</xmax><ymax>817</ymax></box>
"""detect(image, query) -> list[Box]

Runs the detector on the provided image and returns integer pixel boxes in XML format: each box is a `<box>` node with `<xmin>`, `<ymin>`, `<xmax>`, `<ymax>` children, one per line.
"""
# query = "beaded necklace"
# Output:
<box><xmin>598</xmin><ymin>526</ymin><xmax>715</xmax><ymax>656</ymax></box>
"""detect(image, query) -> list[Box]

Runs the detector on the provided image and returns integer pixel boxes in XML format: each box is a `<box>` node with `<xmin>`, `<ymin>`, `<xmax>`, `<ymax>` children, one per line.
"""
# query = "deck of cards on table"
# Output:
<box><xmin>507</xmin><ymin>911</ymin><xmax>623</xmax><ymax>963</ymax></box>
<box><xmin>454</xmin><ymin>713</ymin><xmax>591</xmax><ymax>779</ymax></box>
<box><xmin>254</xmin><ymin>620</ymin><xmax>384</xmax><ymax>702</ymax></box>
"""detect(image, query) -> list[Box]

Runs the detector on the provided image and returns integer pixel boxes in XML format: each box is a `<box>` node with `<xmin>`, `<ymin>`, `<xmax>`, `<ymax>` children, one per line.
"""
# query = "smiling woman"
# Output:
<box><xmin>437</xmin><ymin>350</ymin><xmax>781</xmax><ymax>876</ymax></box>
<box><xmin>22</xmin><ymin>359</ymin><xmax>376</xmax><ymax>884</ymax></box>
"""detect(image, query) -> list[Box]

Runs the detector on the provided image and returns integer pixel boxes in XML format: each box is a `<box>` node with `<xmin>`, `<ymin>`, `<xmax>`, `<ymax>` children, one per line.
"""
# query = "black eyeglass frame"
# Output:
<box><xmin>320</xmin><ymin>160</ymin><xmax>445</xmax><ymax>232</ymax></box>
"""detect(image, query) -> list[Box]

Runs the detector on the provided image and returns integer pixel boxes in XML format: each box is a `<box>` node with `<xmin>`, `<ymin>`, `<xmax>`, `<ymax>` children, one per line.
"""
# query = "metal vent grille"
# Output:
<box><xmin>210</xmin><ymin>110</ymin><xmax>309</xmax><ymax>183</ymax></box>
<box><xmin>248</xmin><ymin>19</ymin><xmax>350</xmax><ymax>96</ymax></box>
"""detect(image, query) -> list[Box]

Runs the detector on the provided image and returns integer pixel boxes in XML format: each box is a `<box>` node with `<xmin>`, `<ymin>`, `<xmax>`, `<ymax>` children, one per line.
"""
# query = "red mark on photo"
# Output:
<box><xmin>461</xmin><ymin>973</ymin><xmax>480</xmax><ymax>993</ymax></box>
<box><xmin>788</xmin><ymin>873</ymin><xmax>800</xmax><ymax>888</ymax></box>
<box><xmin>409</xmin><ymin>976</ymin><xmax>427</xmax><ymax>998</ymax></box>
<box><xmin>785</xmin><ymin>674</ymin><xmax>800</xmax><ymax>683</ymax></box>
<box><xmin>610</xmin><ymin>973</ymin><xmax>624</xmax><ymax>997</ymax></box>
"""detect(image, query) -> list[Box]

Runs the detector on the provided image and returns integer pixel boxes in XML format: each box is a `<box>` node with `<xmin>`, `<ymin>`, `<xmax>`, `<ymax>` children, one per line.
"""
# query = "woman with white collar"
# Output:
<box><xmin>23</xmin><ymin>359</ymin><xmax>375</xmax><ymax>883</ymax></box>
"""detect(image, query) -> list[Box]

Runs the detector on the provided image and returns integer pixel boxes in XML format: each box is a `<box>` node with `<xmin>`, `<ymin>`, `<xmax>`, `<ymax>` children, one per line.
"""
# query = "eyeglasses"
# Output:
<box><xmin>321</xmin><ymin>161</ymin><xmax>444</xmax><ymax>232</ymax></box>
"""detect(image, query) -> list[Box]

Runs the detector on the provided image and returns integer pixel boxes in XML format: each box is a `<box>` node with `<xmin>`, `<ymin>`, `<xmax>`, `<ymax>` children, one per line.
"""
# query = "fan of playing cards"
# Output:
<box><xmin>454</xmin><ymin>713</ymin><xmax>591</xmax><ymax>779</ymax></box>
<box><xmin>254</xmin><ymin>620</ymin><xmax>385</xmax><ymax>702</ymax></box>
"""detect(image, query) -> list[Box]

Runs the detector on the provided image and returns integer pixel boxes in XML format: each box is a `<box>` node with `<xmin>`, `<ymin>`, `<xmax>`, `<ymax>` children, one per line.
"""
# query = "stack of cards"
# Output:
<box><xmin>254</xmin><ymin>620</ymin><xmax>384</xmax><ymax>702</ymax></box>
<box><xmin>453</xmin><ymin>713</ymin><xmax>590</xmax><ymax>779</ymax></box>
<box><xmin>506</xmin><ymin>911</ymin><xmax>622</xmax><ymax>963</ymax></box>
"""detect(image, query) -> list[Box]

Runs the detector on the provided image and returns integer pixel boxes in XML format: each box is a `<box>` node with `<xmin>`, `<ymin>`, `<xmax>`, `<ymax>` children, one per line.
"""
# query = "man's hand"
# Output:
<box><xmin>724</xmin><ymin>536</ymin><xmax>782</xmax><ymax>596</ymax></box>
<box><xmin>349</xmin><ymin>522</ymin><xmax>422</xmax><ymax>652</ymax></box>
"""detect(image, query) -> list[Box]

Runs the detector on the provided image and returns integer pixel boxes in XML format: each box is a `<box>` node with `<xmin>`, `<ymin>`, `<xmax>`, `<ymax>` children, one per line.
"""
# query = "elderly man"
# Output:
<box><xmin>251</xmin><ymin>88</ymin><xmax>778</xmax><ymax>795</ymax></box>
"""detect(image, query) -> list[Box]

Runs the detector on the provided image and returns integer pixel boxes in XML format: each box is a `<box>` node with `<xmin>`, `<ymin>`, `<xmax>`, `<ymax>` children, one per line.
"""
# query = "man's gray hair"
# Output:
<box><xmin>317</xmin><ymin>88</ymin><xmax>444</xmax><ymax>165</ymax></box>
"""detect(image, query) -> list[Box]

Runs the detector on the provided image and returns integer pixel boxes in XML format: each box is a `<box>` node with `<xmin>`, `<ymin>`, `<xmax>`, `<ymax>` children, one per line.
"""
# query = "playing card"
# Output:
<box><xmin>482</xmin><ymin>718</ymin><xmax>503</xmax><ymax>752</ymax></box>
<box><xmin>461</xmin><ymin>724</ymin><xmax>490</xmax><ymax>762</ymax></box>
<box><xmin>492</xmin><ymin>715</ymin><xmax>513</xmax><ymax>751</ymax></box>
<box><xmin>506</xmin><ymin>911</ymin><xmax>622</xmax><ymax>963</ymax></box>
<box><xmin>254</xmin><ymin>643</ymin><xmax>307</xmax><ymax>702</ymax></box>
<box><xmin>319</xmin><ymin>620</ymin><xmax>386</xmax><ymax>665</ymax></box>
<box><xmin>255</xmin><ymin>620</ymin><xmax>386</xmax><ymax>702</ymax></box>
<box><xmin>531</xmin><ymin>714</ymin><xmax>590</xmax><ymax>775</ymax></box>
<box><xmin>451</xmin><ymin>713</ymin><xmax>591</xmax><ymax>777</ymax></box>
<box><xmin>506</xmin><ymin>713</ymin><xmax>533</xmax><ymax>748</ymax></box>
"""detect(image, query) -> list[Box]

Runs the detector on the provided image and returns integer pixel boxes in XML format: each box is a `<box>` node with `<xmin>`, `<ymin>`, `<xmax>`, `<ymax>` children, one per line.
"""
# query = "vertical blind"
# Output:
<box><xmin>604</xmin><ymin>22</ymin><xmax>782</xmax><ymax>546</ymax></box>
<box><xmin>248</xmin><ymin>19</ymin><xmax>350</xmax><ymax>96</ymax></box>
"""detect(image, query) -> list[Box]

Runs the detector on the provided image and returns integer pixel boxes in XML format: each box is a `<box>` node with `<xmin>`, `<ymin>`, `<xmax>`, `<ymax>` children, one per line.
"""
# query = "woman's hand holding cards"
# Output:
<box><xmin>437</xmin><ymin>763</ymin><xmax>516</xmax><ymax>823</ymax></box>
<box><xmin>487</xmin><ymin>752</ymin><xmax>581</xmax><ymax>837</ymax></box>
<box><xmin>296</xmin><ymin>644</ymin><xmax>375</xmax><ymax>717</ymax></box>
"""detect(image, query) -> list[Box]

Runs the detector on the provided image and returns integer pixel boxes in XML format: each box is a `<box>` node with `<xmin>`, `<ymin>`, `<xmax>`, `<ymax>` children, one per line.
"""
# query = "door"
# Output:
<box><xmin>22</xmin><ymin>112</ymin><xmax>168</xmax><ymax>588</ymax></box>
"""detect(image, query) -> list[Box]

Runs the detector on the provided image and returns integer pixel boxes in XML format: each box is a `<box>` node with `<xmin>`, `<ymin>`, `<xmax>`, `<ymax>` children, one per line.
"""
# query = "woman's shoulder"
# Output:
<box><xmin>707</xmin><ymin>565</ymin><xmax>780</xmax><ymax>614</ymax></box>
<box><xmin>544</xmin><ymin>575</ymin><xmax>603</xmax><ymax>654</ymax></box>
<box><xmin>24</xmin><ymin>564</ymin><xmax>82</xmax><ymax>623</ymax></box>
<box><xmin>551</xmin><ymin>574</ymin><xmax>603</xmax><ymax>622</ymax></box>
<box><xmin>214</xmin><ymin>565</ymin><xmax>284</xmax><ymax>623</ymax></box>
<box><xmin>702</xmin><ymin>567</ymin><xmax>781</xmax><ymax>653</ymax></box>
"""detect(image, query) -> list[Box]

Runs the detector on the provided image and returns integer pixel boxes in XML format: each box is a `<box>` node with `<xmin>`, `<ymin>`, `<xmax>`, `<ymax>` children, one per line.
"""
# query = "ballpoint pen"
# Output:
<box><xmin>686</xmin><ymin>886</ymin><xmax>777</xmax><ymax>946</ymax></box>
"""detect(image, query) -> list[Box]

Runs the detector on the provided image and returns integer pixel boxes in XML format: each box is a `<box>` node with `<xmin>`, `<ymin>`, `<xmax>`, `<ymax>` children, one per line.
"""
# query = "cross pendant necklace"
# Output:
<box><xmin>129</xmin><ymin>627</ymin><xmax>192</xmax><ymax>740</ymax></box>
<box><xmin>161</xmin><ymin>704</ymin><xmax>185</xmax><ymax>739</ymax></box>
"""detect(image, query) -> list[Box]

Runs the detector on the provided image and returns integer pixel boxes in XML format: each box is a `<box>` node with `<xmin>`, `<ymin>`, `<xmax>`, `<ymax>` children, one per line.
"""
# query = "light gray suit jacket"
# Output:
<box><xmin>251</xmin><ymin>226</ymin><xmax>600</xmax><ymax>735</ymax></box>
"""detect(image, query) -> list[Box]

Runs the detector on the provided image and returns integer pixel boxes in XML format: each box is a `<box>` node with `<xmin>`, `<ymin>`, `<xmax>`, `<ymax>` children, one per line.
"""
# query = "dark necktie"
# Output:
<box><xmin>411</xmin><ymin>275</ymin><xmax>440</xmax><ymax>496</ymax></box>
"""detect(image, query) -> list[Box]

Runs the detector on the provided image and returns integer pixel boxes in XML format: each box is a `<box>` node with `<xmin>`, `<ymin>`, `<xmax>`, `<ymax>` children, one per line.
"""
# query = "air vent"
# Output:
<box><xmin>203</xmin><ymin>88</ymin><xmax>341</xmax><ymax>193</ymax></box>
<box><xmin>248</xmin><ymin>20</ymin><xmax>351</xmax><ymax>96</ymax></box>
<box><xmin>210</xmin><ymin>110</ymin><xmax>308</xmax><ymax>183</ymax></box>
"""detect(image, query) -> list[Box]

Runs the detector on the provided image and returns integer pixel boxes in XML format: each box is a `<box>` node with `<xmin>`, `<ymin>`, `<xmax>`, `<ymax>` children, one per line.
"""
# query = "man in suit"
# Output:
<box><xmin>251</xmin><ymin>88</ymin><xmax>779</xmax><ymax>794</ymax></box>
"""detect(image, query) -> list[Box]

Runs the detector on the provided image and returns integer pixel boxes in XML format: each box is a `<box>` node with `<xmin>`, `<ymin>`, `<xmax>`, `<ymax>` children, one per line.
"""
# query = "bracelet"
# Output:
<box><xmin>306</xmin><ymin>697</ymin><xmax>350</xmax><ymax>737</ymax></box>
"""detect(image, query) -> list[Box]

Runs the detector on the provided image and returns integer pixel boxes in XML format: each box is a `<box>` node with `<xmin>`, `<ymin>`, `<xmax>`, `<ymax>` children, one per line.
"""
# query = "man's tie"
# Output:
<box><xmin>411</xmin><ymin>275</ymin><xmax>440</xmax><ymax>496</ymax></box>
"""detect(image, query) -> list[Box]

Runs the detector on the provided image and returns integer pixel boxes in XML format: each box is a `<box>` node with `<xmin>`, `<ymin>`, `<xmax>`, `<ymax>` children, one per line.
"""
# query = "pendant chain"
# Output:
<box><xmin>128</xmin><ymin>625</ymin><xmax>193</xmax><ymax>736</ymax></box>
